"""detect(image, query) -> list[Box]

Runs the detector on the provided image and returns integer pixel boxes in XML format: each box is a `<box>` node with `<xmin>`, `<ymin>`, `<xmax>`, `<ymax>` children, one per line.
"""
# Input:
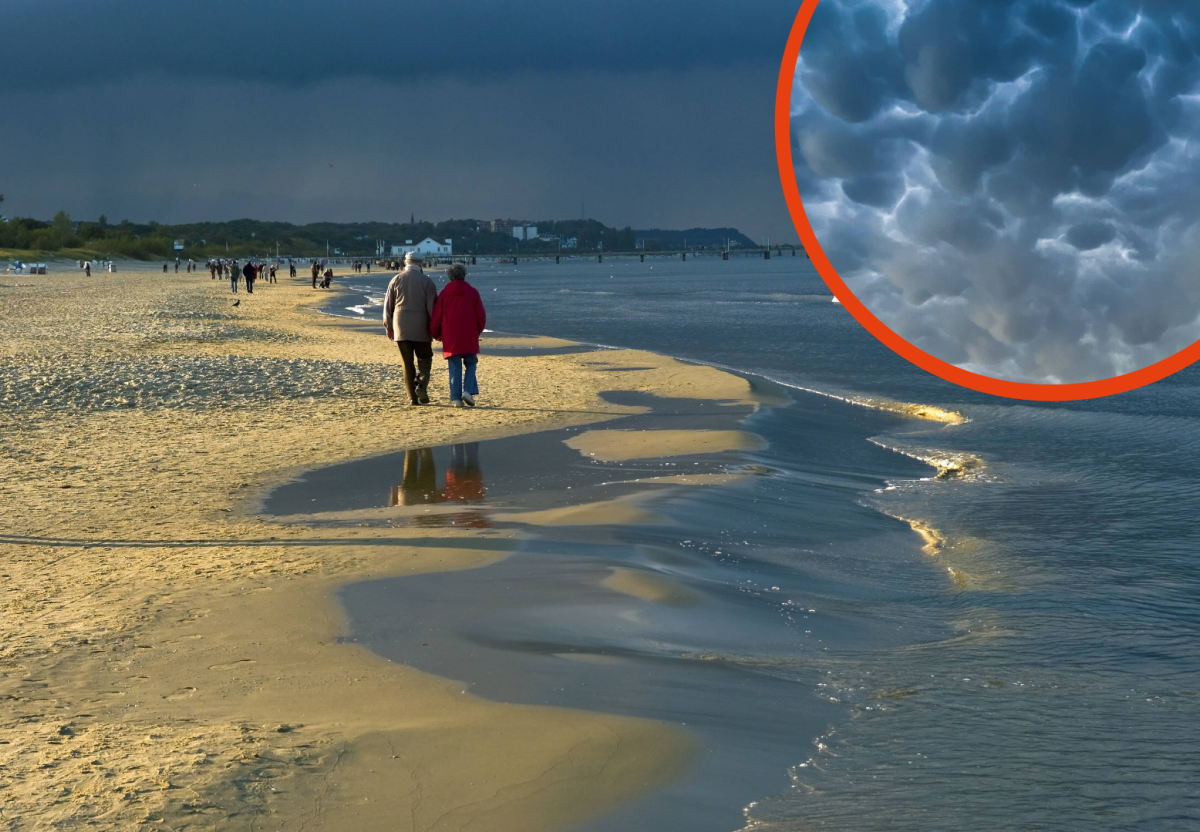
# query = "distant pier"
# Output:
<box><xmin>372</xmin><ymin>246</ymin><xmax>807</xmax><ymax>270</ymax></box>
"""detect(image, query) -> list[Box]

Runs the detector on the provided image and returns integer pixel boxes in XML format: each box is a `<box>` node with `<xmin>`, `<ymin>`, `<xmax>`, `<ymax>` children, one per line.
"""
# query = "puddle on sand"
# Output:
<box><xmin>261</xmin><ymin>390</ymin><xmax>756</xmax><ymax>523</ymax></box>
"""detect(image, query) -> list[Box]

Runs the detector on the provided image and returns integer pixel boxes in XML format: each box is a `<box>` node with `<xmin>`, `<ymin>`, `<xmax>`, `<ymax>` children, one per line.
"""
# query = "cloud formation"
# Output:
<box><xmin>793</xmin><ymin>0</ymin><xmax>1200</xmax><ymax>383</ymax></box>
<box><xmin>0</xmin><ymin>1</ymin><xmax>799</xmax><ymax>241</ymax></box>
<box><xmin>0</xmin><ymin>69</ymin><xmax>780</xmax><ymax>234</ymax></box>
<box><xmin>1</xmin><ymin>0</ymin><xmax>793</xmax><ymax>91</ymax></box>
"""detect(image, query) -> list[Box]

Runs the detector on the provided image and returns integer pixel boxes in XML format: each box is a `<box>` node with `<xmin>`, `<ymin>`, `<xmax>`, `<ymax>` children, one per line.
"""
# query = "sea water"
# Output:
<box><xmin>323</xmin><ymin>257</ymin><xmax>1200</xmax><ymax>829</ymax></box>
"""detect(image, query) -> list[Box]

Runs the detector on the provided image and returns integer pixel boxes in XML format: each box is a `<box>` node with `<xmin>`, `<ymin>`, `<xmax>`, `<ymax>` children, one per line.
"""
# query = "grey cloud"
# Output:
<box><xmin>793</xmin><ymin>0</ymin><xmax>1200</xmax><ymax>383</ymax></box>
<box><xmin>842</xmin><ymin>174</ymin><xmax>905</xmax><ymax>209</ymax></box>
<box><xmin>0</xmin><ymin>0</ymin><xmax>794</xmax><ymax>92</ymax></box>
<box><xmin>1068</xmin><ymin>222</ymin><xmax>1117</xmax><ymax>251</ymax></box>
<box><xmin>0</xmin><ymin>65</ymin><xmax>787</xmax><ymax>239</ymax></box>
<box><xmin>0</xmin><ymin>1</ymin><xmax>801</xmax><ymax>246</ymax></box>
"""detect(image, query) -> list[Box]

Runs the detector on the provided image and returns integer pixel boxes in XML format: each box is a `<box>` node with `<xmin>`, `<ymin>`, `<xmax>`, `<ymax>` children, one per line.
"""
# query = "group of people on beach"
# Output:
<box><xmin>309</xmin><ymin>261</ymin><xmax>334</xmax><ymax>288</ymax></box>
<box><xmin>78</xmin><ymin>260</ymin><xmax>117</xmax><ymax>276</ymax></box>
<box><xmin>196</xmin><ymin>250</ymin><xmax>486</xmax><ymax>408</ymax></box>
<box><xmin>207</xmin><ymin>258</ymin><xmax>279</xmax><ymax>293</ymax></box>
<box><xmin>162</xmin><ymin>258</ymin><xmax>198</xmax><ymax>274</ymax></box>
<box><xmin>383</xmin><ymin>251</ymin><xmax>486</xmax><ymax>408</ymax></box>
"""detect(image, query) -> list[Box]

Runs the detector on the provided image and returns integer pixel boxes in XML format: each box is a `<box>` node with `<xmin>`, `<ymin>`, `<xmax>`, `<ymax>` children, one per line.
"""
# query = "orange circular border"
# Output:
<box><xmin>776</xmin><ymin>0</ymin><xmax>1200</xmax><ymax>401</ymax></box>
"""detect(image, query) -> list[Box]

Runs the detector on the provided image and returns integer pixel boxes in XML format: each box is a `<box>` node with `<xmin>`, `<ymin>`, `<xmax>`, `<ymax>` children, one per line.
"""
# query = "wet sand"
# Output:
<box><xmin>565</xmin><ymin>428</ymin><xmax>768</xmax><ymax>461</ymax></box>
<box><xmin>0</xmin><ymin>268</ymin><xmax>757</xmax><ymax>829</ymax></box>
<box><xmin>319</xmin><ymin>385</ymin><xmax>945</xmax><ymax>831</ymax></box>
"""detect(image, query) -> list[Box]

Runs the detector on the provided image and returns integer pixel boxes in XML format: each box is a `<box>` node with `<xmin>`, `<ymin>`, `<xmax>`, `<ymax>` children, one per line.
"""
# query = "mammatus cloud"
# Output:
<box><xmin>793</xmin><ymin>0</ymin><xmax>1200</xmax><ymax>383</ymax></box>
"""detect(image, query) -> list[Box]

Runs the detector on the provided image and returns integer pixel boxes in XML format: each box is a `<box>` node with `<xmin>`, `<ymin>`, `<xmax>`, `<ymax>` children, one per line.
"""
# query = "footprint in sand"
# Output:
<box><xmin>163</xmin><ymin>687</ymin><xmax>196</xmax><ymax>700</ymax></box>
<box><xmin>208</xmin><ymin>659</ymin><xmax>256</xmax><ymax>671</ymax></box>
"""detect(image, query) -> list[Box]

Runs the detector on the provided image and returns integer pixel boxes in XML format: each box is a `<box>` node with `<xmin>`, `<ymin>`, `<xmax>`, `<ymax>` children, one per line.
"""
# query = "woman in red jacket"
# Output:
<box><xmin>430</xmin><ymin>263</ymin><xmax>486</xmax><ymax>407</ymax></box>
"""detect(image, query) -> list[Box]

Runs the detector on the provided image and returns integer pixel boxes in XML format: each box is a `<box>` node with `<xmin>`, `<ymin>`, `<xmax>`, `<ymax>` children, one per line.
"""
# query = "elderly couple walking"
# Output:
<box><xmin>383</xmin><ymin>251</ymin><xmax>486</xmax><ymax>408</ymax></box>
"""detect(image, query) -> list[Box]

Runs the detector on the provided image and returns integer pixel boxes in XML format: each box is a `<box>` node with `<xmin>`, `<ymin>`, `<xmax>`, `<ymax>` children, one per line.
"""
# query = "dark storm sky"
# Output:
<box><xmin>0</xmin><ymin>0</ymin><xmax>798</xmax><ymax>240</ymax></box>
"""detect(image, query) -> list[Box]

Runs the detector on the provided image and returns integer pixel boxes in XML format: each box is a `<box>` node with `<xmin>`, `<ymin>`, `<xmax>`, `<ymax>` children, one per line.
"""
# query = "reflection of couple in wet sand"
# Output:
<box><xmin>389</xmin><ymin>443</ymin><xmax>486</xmax><ymax>507</ymax></box>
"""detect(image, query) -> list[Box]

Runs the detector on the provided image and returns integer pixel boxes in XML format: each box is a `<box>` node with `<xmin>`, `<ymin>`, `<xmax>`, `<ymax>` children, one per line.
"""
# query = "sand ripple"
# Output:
<box><xmin>1</xmin><ymin>354</ymin><xmax>398</xmax><ymax>414</ymax></box>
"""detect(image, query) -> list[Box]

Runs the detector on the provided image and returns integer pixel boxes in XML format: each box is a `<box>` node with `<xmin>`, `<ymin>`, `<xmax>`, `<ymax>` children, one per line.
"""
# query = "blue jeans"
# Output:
<box><xmin>446</xmin><ymin>353</ymin><xmax>478</xmax><ymax>401</ymax></box>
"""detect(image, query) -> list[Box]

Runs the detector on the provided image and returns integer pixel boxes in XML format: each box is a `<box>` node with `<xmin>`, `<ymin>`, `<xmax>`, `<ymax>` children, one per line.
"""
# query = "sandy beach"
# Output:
<box><xmin>0</xmin><ymin>266</ymin><xmax>759</xmax><ymax>830</ymax></box>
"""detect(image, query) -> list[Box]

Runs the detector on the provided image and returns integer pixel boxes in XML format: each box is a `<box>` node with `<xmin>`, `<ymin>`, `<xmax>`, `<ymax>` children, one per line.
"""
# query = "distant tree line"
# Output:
<box><xmin>0</xmin><ymin>213</ymin><xmax>182</xmax><ymax>259</ymax></box>
<box><xmin>1</xmin><ymin>212</ymin><xmax>750</xmax><ymax>259</ymax></box>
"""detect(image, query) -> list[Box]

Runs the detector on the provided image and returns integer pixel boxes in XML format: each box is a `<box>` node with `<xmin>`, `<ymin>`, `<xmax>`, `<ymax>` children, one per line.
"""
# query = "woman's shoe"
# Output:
<box><xmin>462</xmin><ymin>392</ymin><xmax>475</xmax><ymax>407</ymax></box>
<box><xmin>451</xmin><ymin>399</ymin><xmax>464</xmax><ymax>408</ymax></box>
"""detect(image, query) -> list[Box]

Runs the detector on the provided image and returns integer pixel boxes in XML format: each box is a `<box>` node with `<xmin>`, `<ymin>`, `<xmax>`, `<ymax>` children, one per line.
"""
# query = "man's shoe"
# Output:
<box><xmin>418</xmin><ymin>387</ymin><xmax>430</xmax><ymax>405</ymax></box>
<box><xmin>451</xmin><ymin>399</ymin><xmax>464</xmax><ymax>408</ymax></box>
<box><xmin>462</xmin><ymin>392</ymin><xmax>476</xmax><ymax>407</ymax></box>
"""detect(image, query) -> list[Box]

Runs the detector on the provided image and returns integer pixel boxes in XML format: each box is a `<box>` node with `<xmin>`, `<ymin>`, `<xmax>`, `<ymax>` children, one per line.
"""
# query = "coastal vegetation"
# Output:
<box><xmin>0</xmin><ymin>211</ymin><xmax>757</xmax><ymax>261</ymax></box>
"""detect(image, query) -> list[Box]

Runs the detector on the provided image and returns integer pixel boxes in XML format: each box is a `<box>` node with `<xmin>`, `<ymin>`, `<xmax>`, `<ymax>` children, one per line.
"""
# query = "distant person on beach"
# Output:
<box><xmin>269</xmin><ymin>264</ymin><xmax>277</xmax><ymax>283</ymax></box>
<box><xmin>322</xmin><ymin>267</ymin><xmax>333</xmax><ymax>288</ymax></box>
<box><xmin>430</xmin><ymin>263</ymin><xmax>486</xmax><ymax>408</ymax></box>
<box><xmin>230</xmin><ymin>261</ymin><xmax>239</xmax><ymax>293</ymax></box>
<box><xmin>383</xmin><ymin>251</ymin><xmax>438</xmax><ymax>406</ymax></box>
<box><xmin>243</xmin><ymin>261</ymin><xmax>256</xmax><ymax>294</ymax></box>
<box><xmin>163</xmin><ymin>263</ymin><xmax>168</xmax><ymax>273</ymax></box>
<box><xmin>290</xmin><ymin>261</ymin><xmax>297</xmax><ymax>278</ymax></box>
<box><xmin>311</xmin><ymin>261</ymin><xmax>319</xmax><ymax>288</ymax></box>
<box><xmin>84</xmin><ymin>262</ymin><xmax>90</xmax><ymax>277</ymax></box>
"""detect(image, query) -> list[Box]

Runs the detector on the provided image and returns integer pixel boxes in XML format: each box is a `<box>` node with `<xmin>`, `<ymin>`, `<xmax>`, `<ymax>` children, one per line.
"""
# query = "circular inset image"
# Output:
<box><xmin>777</xmin><ymin>0</ymin><xmax>1200</xmax><ymax>400</ymax></box>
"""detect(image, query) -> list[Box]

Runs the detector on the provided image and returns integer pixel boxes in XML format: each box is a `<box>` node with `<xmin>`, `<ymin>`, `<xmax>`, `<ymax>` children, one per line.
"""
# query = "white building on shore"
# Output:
<box><xmin>391</xmin><ymin>237</ymin><xmax>452</xmax><ymax>257</ymax></box>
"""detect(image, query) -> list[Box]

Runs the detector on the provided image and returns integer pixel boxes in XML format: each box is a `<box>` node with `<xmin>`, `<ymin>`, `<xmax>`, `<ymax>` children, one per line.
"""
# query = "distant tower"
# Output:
<box><xmin>410</xmin><ymin>213</ymin><xmax>415</xmax><ymax>224</ymax></box>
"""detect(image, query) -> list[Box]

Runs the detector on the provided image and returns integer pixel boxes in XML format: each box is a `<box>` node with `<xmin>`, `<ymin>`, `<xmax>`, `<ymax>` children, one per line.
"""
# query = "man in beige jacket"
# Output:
<box><xmin>383</xmin><ymin>252</ymin><xmax>439</xmax><ymax>405</ymax></box>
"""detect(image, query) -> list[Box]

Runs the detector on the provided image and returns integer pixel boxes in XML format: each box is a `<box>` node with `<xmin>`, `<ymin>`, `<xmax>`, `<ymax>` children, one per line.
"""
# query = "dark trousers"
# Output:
<box><xmin>397</xmin><ymin>340</ymin><xmax>433</xmax><ymax>400</ymax></box>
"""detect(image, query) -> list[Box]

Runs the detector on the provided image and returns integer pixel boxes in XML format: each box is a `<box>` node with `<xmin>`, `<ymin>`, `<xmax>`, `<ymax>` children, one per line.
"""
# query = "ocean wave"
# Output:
<box><xmin>663</xmin><ymin>357</ymin><xmax>966</xmax><ymax>425</ymax></box>
<box><xmin>845</xmin><ymin>397</ymin><xmax>965</xmax><ymax>425</ymax></box>
<box><xmin>868</xmin><ymin>440</ymin><xmax>987</xmax><ymax>481</ymax></box>
<box><xmin>877</xmin><ymin>511</ymin><xmax>971</xmax><ymax>590</ymax></box>
<box><xmin>766</xmin><ymin>292</ymin><xmax>835</xmax><ymax>303</ymax></box>
<box><xmin>707</xmin><ymin>293</ymin><xmax>838</xmax><ymax>304</ymax></box>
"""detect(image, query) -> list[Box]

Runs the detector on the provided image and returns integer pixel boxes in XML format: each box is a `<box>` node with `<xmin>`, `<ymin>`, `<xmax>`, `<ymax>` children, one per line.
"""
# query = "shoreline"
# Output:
<box><xmin>323</xmin><ymin>364</ymin><xmax>951</xmax><ymax>831</ymax></box>
<box><xmin>321</xmin><ymin>269</ymin><xmax>966</xmax><ymax>426</ymax></box>
<box><xmin>0</xmin><ymin>269</ymin><xmax>762</xmax><ymax>829</ymax></box>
